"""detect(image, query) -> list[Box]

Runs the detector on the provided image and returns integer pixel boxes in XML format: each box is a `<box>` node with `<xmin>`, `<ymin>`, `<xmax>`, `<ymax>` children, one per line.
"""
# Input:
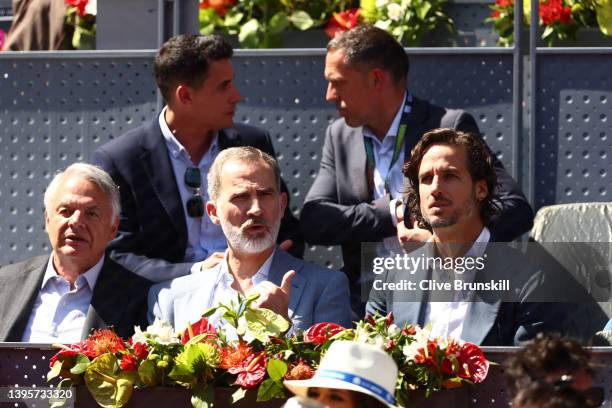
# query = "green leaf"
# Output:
<box><xmin>224</xmin><ymin>11</ymin><xmax>244</xmax><ymax>27</ymax></box>
<box><xmin>239</xmin><ymin>19</ymin><xmax>261</xmax><ymax>48</ymax></box>
<box><xmin>267</xmin><ymin>359</ymin><xmax>288</xmax><ymax>381</ymax></box>
<box><xmin>70</xmin><ymin>354</ymin><xmax>91</xmax><ymax>375</ymax></box>
<box><xmin>84</xmin><ymin>353</ymin><xmax>135</xmax><ymax>408</ymax></box>
<box><xmin>202</xmin><ymin>306</ymin><xmax>217</xmax><ymax>318</ymax></box>
<box><xmin>231</xmin><ymin>387</ymin><xmax>247</xmax><ymax>404</ymax></box>
<box><xmin>191</xmin><ymin>384</ymin><xmax>214</xmax><ymax>408</ymax></box>
<box><xmin>269</xmin><ymin>12</ymin><xmax>290</xmax><ymax>35</ymax></box>
<box><xmin>49</xmin><ymin>379</ymin><xmax>73</xmax><ymax>408</ymax></box>
<box><xmin>256</xmin><ymin>378</ymin><xmax>286</xmax><ymax>402</ymax></box>
<box><xmin>138</xmin><ymin>359</ymin><xmax>158</xmax><ymax>387</ymax></box>
<box><xmin>416</xmin><ymin>2</ymin><xmax>432</xmax><ymax>20</ymax></box>
<box><xmin>289</xmin><ymin>10</ymin><xmax>314</xmax><ymax>31</ymax></box>
<box><xmin>48</xmin><ymin>360</ymin><xmax>63</xmax><ymax>382</ymax></box>
<box><xmin>244</xmin><ymin>308</ymin><xmax>290</xmax><ymax>342</ymax></box>
<box><xmin>360</xmin><ymin>0</ymin><xmax>379</xmax><ymax>22</ymax></box>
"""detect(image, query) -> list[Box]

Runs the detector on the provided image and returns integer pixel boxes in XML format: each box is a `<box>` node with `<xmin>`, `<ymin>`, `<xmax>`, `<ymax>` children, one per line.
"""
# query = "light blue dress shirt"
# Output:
<box><xmin>21</xmin><ymin>256</ymin><xmax>104</xmax><ymax>343</ymax></box>
<box><xmin>158</xmin><ymin>108</ymin><xmax>228</xmax><ymax>264</ymax></box>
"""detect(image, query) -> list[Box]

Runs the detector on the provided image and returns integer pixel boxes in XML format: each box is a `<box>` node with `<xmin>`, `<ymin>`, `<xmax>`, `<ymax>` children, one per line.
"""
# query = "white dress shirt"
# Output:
<box><xmin>159</xmin><ymin>107</ymin><xmax>227</xmax><ymax>266</ymax></box>
<box><xmin>425</xmin><ymin>227</ymin><xmax>491</xmax><ymax>340</ymax></box>
<box><xmin>21</xmin><ymin>256</ymin><xmax>104</xmax><ymax>343</ymax></box>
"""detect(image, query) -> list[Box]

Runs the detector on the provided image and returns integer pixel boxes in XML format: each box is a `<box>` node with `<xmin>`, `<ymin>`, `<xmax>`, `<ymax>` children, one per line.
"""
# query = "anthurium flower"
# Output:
<box><xmin>229</xmin><ymin>351</ymin><xmax>267</xmax><ymax>389</ymax></box>
<box><xmin>457</xmin><ymin>342</ymin><xmax>489</xmax><ymax>382</ymax></box>
<box><xmin>64</xmin><ymin>0</ymin><xmax>89</xmax><ymax>17</ymax></box>
<box><xmin>303</xmin><ymin>322</ymin><xmax>346</xmax><ymax>344</ymax></box>
<box><xmin>325</xmin><ymin>8</ymin><xmax>361</xmax><ymax>38</ymax></box>
<box><xmin>182</xmin><ymin>317</ymin><xmax>217</xmax><ymax>344</ymax></box>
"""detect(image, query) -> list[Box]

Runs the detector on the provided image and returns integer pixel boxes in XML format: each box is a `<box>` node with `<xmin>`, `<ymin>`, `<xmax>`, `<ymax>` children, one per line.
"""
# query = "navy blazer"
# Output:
<box><xmin>366</xmin><ymin>243</ymin><xmax>605</xmax><ymax>346</ymax></box>
<box><xmin>0</xmin><ymin>255</ymin><xmax>151</xmax><ymax>342</ymax></box>
<box><xmin>92</xmin><ymin>119</ymin><xmax>303</xmax><ymax>282</ymax></box>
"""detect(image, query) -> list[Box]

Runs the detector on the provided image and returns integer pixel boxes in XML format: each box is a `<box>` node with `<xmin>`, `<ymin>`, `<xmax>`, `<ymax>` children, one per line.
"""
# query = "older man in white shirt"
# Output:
<box><xmin>0</xmin><ymin>163</ymin><xmax>151</xmax><ymax>342</ymax></box>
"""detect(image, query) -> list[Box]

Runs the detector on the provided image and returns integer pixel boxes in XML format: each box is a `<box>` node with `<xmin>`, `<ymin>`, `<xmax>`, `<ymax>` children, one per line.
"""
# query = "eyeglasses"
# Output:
<box><xmin>184</xmin><ymin>167</ymin><xmax>204</xmax><ymax>218</ymax></box>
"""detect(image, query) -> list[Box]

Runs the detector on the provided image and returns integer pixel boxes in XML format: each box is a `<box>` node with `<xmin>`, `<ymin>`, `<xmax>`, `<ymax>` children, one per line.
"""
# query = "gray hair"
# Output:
<box><xmin>44</xmin><ymin>163</ymin><xmax>121</xmax><ymax>223</ymax></box>
<box><xmin>207</xmin><ymin>147</ymin><xmax>281</xmax><ymax>202</ymax></box>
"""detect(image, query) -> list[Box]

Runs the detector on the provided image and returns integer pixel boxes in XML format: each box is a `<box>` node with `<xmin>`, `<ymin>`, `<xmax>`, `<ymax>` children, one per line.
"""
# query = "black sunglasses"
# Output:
<box><xmin>184</xmin><ymin>167</ymin><xmax>204</xmax><ymax>218</ymax></box>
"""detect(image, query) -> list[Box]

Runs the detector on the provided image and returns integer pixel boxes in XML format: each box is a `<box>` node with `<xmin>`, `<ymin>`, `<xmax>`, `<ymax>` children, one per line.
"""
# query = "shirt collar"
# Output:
<box><xmin>217</xmin><ymin>247</ymin><xmax>277</xmax><ymax>287</ymax></box>
<box><xmin>362</xmin><ymin>91</ymin><xmax>407</xmax><ymax>144</ymax></box>
<box><xmin>158</xmin><ymin>106</ymin><xmax>219</xmax><ymax>162</ymax></box>
<box><xmin>42</xmin><ymin>254</ymin><xmax>105</xmax><ymax>291</ymax></box>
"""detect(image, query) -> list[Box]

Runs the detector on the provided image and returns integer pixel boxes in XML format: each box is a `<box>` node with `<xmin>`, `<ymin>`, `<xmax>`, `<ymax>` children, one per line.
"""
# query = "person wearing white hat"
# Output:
<box><xmin>284</xmin><ymin>341</ymin><xmax>398</xmax><ymax>408</ymax></box>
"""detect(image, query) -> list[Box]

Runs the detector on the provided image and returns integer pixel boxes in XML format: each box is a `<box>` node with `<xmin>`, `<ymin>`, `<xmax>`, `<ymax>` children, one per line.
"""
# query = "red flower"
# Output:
<box><xmin>495</xmin><ymin>0</ymin><xmax>513</xmax><ymax>7</ymax></box>
<box><xmin>303</xmin><ymin>322</ymin><xmax>345</xmax><ymax>344</ymax></box>
<box><xmin>86</xmin><ymin>329</ymin><xmax>126</xmax><ymax>358</ymax></box>
<box><xmin>284</xmin><ymin>360</ymin><xmax>315</xmax><ymax>381</ymax></box>
<box><xmin>441</xmin><ymin>339</ymin><xmax>461</xmax><ymax>375</ymax></box>
<box><xmin>413</xmin><ymin>339</ymin><xmax>439</xmax><ymax>369</ymax></box>
<box><xmin>229</xmin><ymin>352</ymin><xmax>267</xmax><ymax>389</ymax></box>
<box><xmin>219</xmin><ymin>342</ymin><xmax>253</xmax><ymax>370</ymax></box>
<box><xmin>200</xmin><ymin>0</ymin><xmax>235</xmax><ymax>17</ymax></box>
<box><xmin>132</xmin><ymin>342</ymin><xmax>149</xmax><ymax>360</ymax></box>
<box><xmin>64</xmin><ymin>0</ymin><xmax>89</xmax><ymax>17</ymax></box>
<box><xmin>182</xmin><ymin>317</ymin><xmax>217</xmax><ymax>344</ymax></box>
<box><xmin>457</xmin><ymin>342</ymin><xmax>489</xmax><ymax>382</ymax></box>
<box><xmin>324</xmin><ymin>8</ymin><xmax>361</xmax><ymax>38</ymax></box>
<box><xmin>119</xmin><ymin>354</ymin><xmax>138</xmax><ymax>371</ymax></box>
<box><xmin>540</xmin><ymin>0</ymin><xmax>572</xmax><ymax>25</ymax></box>
<box><xmin>402</xmin><ymin>325</ymin><xmax>417</xmax><ymax>336</ymax></box>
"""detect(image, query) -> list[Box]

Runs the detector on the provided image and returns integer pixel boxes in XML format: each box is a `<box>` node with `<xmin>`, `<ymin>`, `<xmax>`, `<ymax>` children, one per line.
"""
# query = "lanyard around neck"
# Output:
<box><xmin>364</xmin><ymin>92</ymin><xmax>413</xmax><ymax>195</ymax></box>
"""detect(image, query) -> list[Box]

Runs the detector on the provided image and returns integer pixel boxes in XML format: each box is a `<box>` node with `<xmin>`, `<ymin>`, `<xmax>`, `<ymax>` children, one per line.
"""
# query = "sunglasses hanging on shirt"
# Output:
<box><xmin>184</xmin><ymin>167</ymin><xmax>204</xmax><ymax>218</ymax></box>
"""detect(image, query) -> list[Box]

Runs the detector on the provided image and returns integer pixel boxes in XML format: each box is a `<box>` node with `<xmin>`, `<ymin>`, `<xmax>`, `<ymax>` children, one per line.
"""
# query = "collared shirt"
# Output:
<box><xmin>362</xmin><ymin>92</ymin><xmax>407</xmax><ymax>203</ymax></box>
<box><xmin>425</xmin><ymin>227</ymin><xmax>491</xmax><ymax>340</ymax></box>
<box><xmin>159</xmin><ymin>107</ymin><xmax>227</xmax><ymax>263</ymax></box>
<box><xmin>21</xmin><ymin>256</ymin><xmax>104</xmax><ymax>343</ymax></box>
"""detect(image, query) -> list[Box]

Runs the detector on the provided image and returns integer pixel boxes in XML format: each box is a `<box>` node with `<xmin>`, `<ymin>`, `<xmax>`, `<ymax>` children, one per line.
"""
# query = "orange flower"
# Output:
<box><xmin>219</xmin><ymin>341</ymin><xmax>253</xmax><ymax>369</ymax></box>
<box><xmin>284</xmin><ymin>360</ymin><xmax>315</xmax><ymax>381</ymax></box>
<box><xmin>86</xmin><ymin>329</ymin><xmax>126</xmax><ymax>358</ymax></box>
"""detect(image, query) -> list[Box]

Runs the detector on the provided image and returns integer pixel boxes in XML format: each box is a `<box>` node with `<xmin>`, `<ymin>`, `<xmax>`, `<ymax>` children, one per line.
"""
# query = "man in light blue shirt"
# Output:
<box><xmin>148</xmin><ymin>147</ymin><xmax>351</xmax><ymax>333</ymax></box>
<box><xmin>0</xmin><ymin>163</ymin><xmax>151</xmax><ymax>342</ymax></box>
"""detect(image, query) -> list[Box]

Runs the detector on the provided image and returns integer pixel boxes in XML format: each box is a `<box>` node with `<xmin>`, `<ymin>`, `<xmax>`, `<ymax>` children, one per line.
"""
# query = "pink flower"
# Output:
<box><xmin>0</xmin><ymin>29</ymin><xmax>5</xmax><ymax>50</ymax></box>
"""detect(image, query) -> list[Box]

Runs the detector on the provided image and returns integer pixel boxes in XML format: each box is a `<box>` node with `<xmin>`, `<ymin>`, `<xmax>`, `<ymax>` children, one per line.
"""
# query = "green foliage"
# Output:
<box><xmin>360</xmin><ymin>0</ymin><xmax>454</xmax><ymax>46</ymax></box>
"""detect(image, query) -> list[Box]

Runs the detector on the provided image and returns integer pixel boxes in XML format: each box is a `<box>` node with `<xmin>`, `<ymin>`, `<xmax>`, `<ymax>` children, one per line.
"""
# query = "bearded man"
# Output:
<box><xmin>148</xmin><ymin>147</ymin><xmax>351</xmax><ymax>332</ymax></box>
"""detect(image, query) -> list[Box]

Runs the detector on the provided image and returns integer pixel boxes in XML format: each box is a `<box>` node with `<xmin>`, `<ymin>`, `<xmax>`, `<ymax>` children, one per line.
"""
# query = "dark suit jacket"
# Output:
<box><xmin>301</xmin><ymin>96</ymin><xmax>534</xmax><ymax>288</ymax></box>
<box><xmin>92</xmin><ymin>119</ymin><xmax>303</xmax><ymax>282</ymax></box>
<box><xmin>0</xmin><ymin>254</ymin><xmax>151</xmax><ymax>342</ymax></box>
<box><xmin>366</xmin><ymin>243</ymin><xmax>605</xmax><ymax>346</ymax></box>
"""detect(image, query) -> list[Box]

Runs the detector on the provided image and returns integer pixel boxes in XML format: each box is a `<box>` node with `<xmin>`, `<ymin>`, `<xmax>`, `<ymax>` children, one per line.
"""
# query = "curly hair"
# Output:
<box><xmin>402</xmin><ymin>128</ymin><xmax>501</xmax><ymax>230</ymax></box>
<box><xmin>505</xmin><ymin>332</ymin><xmax>595</xmax><ymax>395</ymax></box>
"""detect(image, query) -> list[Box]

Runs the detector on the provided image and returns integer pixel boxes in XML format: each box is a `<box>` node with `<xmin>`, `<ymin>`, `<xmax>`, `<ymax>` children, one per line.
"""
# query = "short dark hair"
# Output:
<box><xmin>154</xmin><ymin>34</ymin><xmax>233</xmax><ymax>102</ymax></box>
<box><xmin>327</xmin><ymin>25</ymin><xmax>409</xmax><ymax>84</ymax></box>
<box><xmin>505</xmin><ymin>332</ymin><xmax>595</xmax><ymax>395</ymax></box>
<box><xmin>403</xmin><ymin>128</ymin><xmax>500</xmax><ymax>229</ymax></box>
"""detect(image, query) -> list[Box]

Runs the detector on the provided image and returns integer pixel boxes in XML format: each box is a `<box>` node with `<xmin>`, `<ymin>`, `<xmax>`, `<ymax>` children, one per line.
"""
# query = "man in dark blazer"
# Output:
<box><xmin>92</xmin><ymin>34</ymin><xmax>302</xmax><ymax>282</ymax></box>
<box><xmin>366</xmin><ymin>129</ymin><xmax>599</xmax><ymax>345</ymax></box>
<box><xmin>0</xmin><ymin>163</ymin><xmax>150</xmax><ymax>342</ymax></box>
<box><xmin>301</xmin><ymin>26</ymin><xmax>533</xmax><ymax>315</ymax></box>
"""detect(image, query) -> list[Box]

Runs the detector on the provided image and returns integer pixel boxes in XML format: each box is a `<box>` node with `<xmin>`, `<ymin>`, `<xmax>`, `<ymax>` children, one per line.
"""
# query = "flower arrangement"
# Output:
<box><xmin>47</xmin><ymin>294</ymin><xmax>490</xmax><ymax>407</ymax></box>
<box><xmin>0</xmin><ymin>29</ymin><xmax>5</xmax><ymax>50</ymax></box>
<box><xmin>199</xmin><ymin>0</ymin><xmax>358</xmax><ymax>48</ymax></box>
<box><xmin>360</xmin><ymin>0</ymin><xmax>454</xmax><ymax>46</ymax></box>
<box><xmin>64</xmin><ymin>0</ymin><xmax>97</xmax><ymax>49</ymax></box>
<box><xmin>488</xmin><ymin>0</ymin><xmax>612</xmax><ymax>46</ymax></box>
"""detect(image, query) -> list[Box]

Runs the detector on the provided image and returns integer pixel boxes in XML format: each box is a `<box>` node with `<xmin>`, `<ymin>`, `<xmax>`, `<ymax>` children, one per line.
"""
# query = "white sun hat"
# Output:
<box><xmin>284</xmin><ymin>341</ymin><xmax>399</xmax><ymax>408</ymax></box>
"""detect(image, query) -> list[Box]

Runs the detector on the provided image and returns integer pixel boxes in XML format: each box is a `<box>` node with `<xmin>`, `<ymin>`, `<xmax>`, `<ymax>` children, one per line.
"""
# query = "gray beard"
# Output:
<box><xmin>220</xmin><ymin>217</ymin><xmax>280</xmax><ymax>254</ymax></box>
